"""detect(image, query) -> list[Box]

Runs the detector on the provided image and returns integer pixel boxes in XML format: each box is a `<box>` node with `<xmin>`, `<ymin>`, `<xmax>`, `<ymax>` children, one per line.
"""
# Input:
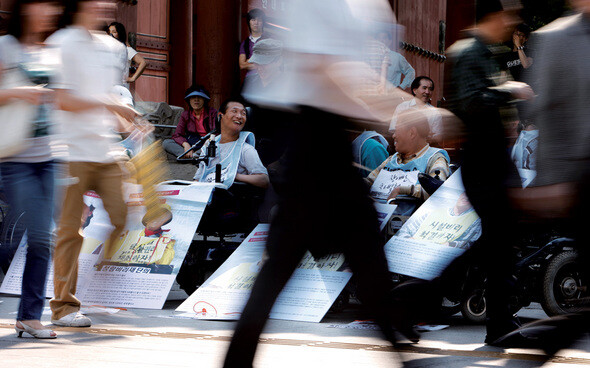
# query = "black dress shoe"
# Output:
<box><xmin>487</xmin><ymin>313</ymin><xmax>589</xmax><ymax>355</ymax></box>
<box><xmin>486</xmin><ymin>325</ymin><xmax>548</xmax><ymax>348</ymax></box>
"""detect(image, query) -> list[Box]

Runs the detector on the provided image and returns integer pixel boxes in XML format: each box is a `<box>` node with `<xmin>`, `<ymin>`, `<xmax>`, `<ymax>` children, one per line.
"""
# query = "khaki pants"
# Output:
<box><xmin>50</xmin><ymin>161</ymin><xmax>127</xmax><ymax>320</ymax></box>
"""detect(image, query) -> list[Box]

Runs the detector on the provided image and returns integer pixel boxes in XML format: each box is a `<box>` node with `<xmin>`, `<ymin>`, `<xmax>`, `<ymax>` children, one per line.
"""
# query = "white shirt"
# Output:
<box><xmin>47</xmin><ymin>27</ymin><xmax>124</xmax><ymax>163</ymax></box>
<box><xmin>389</xmin><ymin>98</ymin><xmax>443</xmax><ymax>138</ymax></box>
<box><xmin>124</xmin><ymin>46</ymin><xmax>138</xmax><ymax>86</ymax></box>
<box><xmin>243</xmin><ymin>0</ymin><xmax>396</xmax><ymax>121</ymax></box>
<box><xmin>193</xmin><ymin>142</ymin><xmax>268</xmax><ymax>180</ymax></box>
<box><xmin>0</xmin><ymin>35</ymin><xmax>54</xmax><ymax>163</ymax></box>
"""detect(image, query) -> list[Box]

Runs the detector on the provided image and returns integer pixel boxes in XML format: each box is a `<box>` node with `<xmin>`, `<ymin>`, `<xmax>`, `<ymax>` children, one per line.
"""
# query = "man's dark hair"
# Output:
<box><xmin>109</xmin><ymin>21</ymin><xmax>127</xmax><ymax>44</ymax></box>
<box><xmin>515</xmin><ymin>23</ymin><xmax>531</xmax><ymax>38</ymax></box>
<box><xmin>7</xmin><ymin>0</ymin><xmax>58</xmax><ymax>40</ymax></box>
<box><xmin>219</xmin><ymin>97</ymin><xmax>247</xmax><ymax>114</ymax></box>
<box><xmin>410</xmin><ymin>76</ymin><xmax>434</xmax><ymax>96</ymax></box>
<box><xmin>247</xmin><ymin>8</ymin><xmax>265</xmax><ymax>33</ymax></box>
<box><xmin>476</xmin><ymin>0</ymin><xmax>522</xmax><ymax>22</ymax></box>
<box><xmin>59</xmin><ymin>0</ymin><xmax>89</xmax><ymax>28</ymax></box>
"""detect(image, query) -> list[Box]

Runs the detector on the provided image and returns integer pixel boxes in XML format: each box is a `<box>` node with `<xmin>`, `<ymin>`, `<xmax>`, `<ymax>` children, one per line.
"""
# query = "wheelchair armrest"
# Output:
<box><xmin>229</xmin><ymin>181</ymin><xmax>266</xmax><ymax>200</ymax></box>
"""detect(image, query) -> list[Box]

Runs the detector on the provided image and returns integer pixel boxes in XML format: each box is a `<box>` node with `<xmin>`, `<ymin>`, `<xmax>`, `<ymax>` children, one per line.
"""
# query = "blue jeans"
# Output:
<box><xmin>1</xmin><ymin>160</ymin><xmax>55</xmax><ymax>321</ymax></box>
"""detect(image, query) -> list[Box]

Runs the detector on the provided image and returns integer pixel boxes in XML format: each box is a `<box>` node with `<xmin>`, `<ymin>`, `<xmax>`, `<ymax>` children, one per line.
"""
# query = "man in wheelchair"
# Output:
<box><xmin>367</xmin><ymin>109</ymin><xmax>451</xmax><ymax>203</ymax></box>
<box><xmin>177</xmin><ymin>99</ymin><xmax>270</xmax><ymax>293</ymax></box>
<box><xmin>366</xmin><ymin>109</ymin><xmax>451</xmax><ymax>233</ymax></box>
<box><xmin>193</xmin><ymin>98</ymin><xmax>269</xmax><ymax>189</ymax></box>
<box><xmin>191</xmin><ymin>97</ymin><xmax>269</xmax><ymax>232</ymax></box>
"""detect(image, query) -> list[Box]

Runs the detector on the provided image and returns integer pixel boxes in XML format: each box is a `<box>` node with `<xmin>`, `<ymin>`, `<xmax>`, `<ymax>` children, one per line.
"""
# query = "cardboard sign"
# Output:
<box><xmin>370</xmin><ymin>169</ymin><xmax>419</xmax><ymax>201</ymax></box>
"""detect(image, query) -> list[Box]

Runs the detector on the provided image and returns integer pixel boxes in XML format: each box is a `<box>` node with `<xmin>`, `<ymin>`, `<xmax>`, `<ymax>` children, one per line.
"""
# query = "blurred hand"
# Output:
<box><xmin>133</xmin><ymin>117</ymin><xmax>154</xmax><ymax>134</ymax></box>
<box><xmin>512</xmin><ymin>33</ymin><xmax>522</xmax><ymax>48</ymax></box>
<box><xmin>504</xmin><ymin>81</ymin><xmax>534</xmax><ymax>101</ymax></box>
<box><xmin>181</xmin><ymin>143</ymin><xmax>194</xmax><ymax>158</ymax></box>
<box><xmin>107</xmin><ymin>103</ymin><xmax>140</xmax><ymax>122</ymax></box>
<box><xmin>13</xmin><ymin>86</ymin><xmax>50</xmax><ymax>105</ymax></box>
<box><xmin>387</xmin><ymin>186</ymin><xmax>402</xmax><ymax>201</ymax></box>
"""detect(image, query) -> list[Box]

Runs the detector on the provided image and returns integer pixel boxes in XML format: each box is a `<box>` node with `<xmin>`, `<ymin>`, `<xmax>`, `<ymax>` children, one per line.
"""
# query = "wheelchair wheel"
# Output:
<box><xmin>460</xmin><ymin>289</ymin><xmax>487</xmax><ymax>323</ymax></box>
<box><xmin>0</xmin><ymin>210</ymin><xmax>26</xmax><ymax>273</ymax></box>
<box><xmin>541</xmin><ymin>250</ymin><xmax>588</xmax><ymax>316</ymax></box>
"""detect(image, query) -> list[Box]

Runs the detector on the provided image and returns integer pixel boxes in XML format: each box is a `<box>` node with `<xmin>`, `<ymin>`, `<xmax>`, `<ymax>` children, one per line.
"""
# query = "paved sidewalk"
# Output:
<box><xmin>1</xmin><ymin>293</ymin><xmax>589</xmax><ymax>368</ymax></box>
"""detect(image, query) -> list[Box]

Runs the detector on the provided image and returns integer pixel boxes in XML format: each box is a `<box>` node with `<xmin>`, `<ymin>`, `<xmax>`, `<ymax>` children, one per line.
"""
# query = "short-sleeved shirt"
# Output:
<box><xmin>193</xmin><ymin>141</ymin><xmax>268</xmax><ymax>180</ymax></box>
<box><xmin>239</xmin><ymin>36</ymin><xmax>263</xmax><ymax>77</ymax></box>
<box><xmin>389</xmin><ymin>99</ymin><xmax>443</xmax><ymax>138</ymax></box>
<box><xmin>47</xmin><ymin>27</ymin><xmax>124</xmax><ymax>163</ymax></box>
<box><xmin>503</xmin><ymin>47</ymin><xmax>527</xmax><ymax>82</ymax></box>
<box><xmin>124</xmin><ymin>46</ymin><xmax>138</xmax><ymax>85</ymax></box>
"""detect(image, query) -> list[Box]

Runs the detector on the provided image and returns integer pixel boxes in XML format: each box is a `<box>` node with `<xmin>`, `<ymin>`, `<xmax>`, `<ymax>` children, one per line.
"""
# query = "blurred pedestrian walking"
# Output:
<box><xmin>494</xmin><ymin>0</ymin><xmax>590</xmax><ymax>354</ymax></box>
<box><xmin>443</xmin><ymin>0</ymin><xmax>534</xmax><ymax>345</ymax></box>
<box><xmin>224</xmin><ymin>1</ymin><xmax>413</xmax><ymax>367</ymax></box>
<box><xmin>47</xmin><ymin>0</ymin><xmax>139</xmax><ymax>328</ymax></box>
<box><xmin>0</xmin><ymin>0</ymin><xmax>62</xmax><ymax>339</ymax></box>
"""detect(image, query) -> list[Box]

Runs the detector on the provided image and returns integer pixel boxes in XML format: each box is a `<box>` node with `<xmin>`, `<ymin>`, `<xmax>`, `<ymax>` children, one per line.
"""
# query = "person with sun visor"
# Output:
<box><xmin>162</xmin><ymin>84</ymin><xmax>218</xmax><ymax>158</ymax></box>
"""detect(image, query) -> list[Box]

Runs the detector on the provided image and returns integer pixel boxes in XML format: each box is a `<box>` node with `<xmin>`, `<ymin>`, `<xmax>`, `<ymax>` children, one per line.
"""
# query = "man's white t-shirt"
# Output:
<box><xmin>47</xmin><ymin>27</ymin><xmax>124</xmax><ymax>163</ymax></box>
<box><xmin>193</xmin><ymin>142</ymin><xmax>268</xmax><ymax>180</ymax></box>
<box><xmin>389</xmin><ymin>98</ymin><xmax>443</xmax><ymax>138</ymax></box>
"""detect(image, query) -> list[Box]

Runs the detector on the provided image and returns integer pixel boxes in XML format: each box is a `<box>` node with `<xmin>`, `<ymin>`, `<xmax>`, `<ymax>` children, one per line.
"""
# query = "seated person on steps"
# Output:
<box><xmin>193</xmin><ymin>98</ymin><xmax>269</xmax><ymax>189</ymax></box>
<box><xmin>367</xmin><ymin>109</ymin><xmax>451</xmax><ymax>202</ymax></box>
<box><xmin>351</xmin><ymin>131</ymin><xmax>390</xmax><ymax>178</ymax></box>
<box><xmin>162</xmin><ymin>84</ymin><xmax>218</xmax><ymax>158</ymax></box>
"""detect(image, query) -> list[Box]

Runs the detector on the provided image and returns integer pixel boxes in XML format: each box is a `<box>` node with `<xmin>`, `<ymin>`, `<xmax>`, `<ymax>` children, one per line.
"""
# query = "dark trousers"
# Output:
<box><xmin>223</xmin><ymin>107</ymin><xmax>396</xmax><ymax>367</ymax></box>
<box><xmin>439</xmin><ymin>146</ymin><xmax>519</xmax><ymax>334</ymax></box>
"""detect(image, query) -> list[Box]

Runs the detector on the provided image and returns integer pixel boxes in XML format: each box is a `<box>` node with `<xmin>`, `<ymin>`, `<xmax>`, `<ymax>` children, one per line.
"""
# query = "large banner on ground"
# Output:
<box><xmin>385</xmin><ymin>169</ymin><xmax>482</xmax><ymax>280</ymax></box>
<box><xmin>0</xmin><ymin>183</ymin><xmax>214</xmax><ymax>309</ymax></box>
<box><xmin>176</xmin><ymin>224</ymin><xmax>352</xmax><ymax>322</ymax></box>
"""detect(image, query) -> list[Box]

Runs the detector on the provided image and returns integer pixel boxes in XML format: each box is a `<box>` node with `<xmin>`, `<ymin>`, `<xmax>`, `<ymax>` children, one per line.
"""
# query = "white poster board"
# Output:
<box><xmin>1</xmin><ymin>183</ymin><xmax>214</xmax><ymax>309</ymax></box>
<box><xmin>385</xmin><ymin>170</ymin><xmax>482</xmax><ymax>280</ymax></box>
<box><xmin>374</xmin><ymin>202</ymin><xmax>397</xmax><ymax>231</ymax></box>
<box><xmin>370</xmin><ymin>169</ymin><xmax>419</xmax><ymax>201</ymax></box>
<box><xmin>176</xmin><ymin>224</ymin><xmax>352</xmax><ymax>322</ymax></box>
<box><xmin>517</xmin><ymin>168</ymin><xmax>536</xmax><ymax>188</ymax></box>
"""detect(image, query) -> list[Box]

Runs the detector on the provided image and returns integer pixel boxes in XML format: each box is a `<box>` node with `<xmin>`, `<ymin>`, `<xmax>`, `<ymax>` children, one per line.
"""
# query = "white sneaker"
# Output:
<box><xmin>51</xmin><ymin>311</ymin><xmax>92</xmax><ymax>327</ymax></box>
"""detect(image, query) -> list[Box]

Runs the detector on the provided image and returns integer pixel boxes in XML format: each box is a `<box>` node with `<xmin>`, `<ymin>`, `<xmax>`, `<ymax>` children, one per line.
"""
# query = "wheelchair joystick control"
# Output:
<box><xmin>434</xmin><ymin>170</ymin><xmax>441</xmax><ymax>181</ymax></box>
<box><xmin>207</xmin><ymin>139</ymin><xmax>217</xmax><ymax>162</ymax></box>
<box><xmin>215</xmin><ymin>164</ymin><xmax>222</xmax><ymax>183</ymax></box>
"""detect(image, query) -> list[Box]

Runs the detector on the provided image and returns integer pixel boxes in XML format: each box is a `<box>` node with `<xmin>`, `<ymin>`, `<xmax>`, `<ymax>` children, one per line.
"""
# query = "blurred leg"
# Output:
<box><xmin>50</xmin><ymin>162</ymin><xmax>91</xmax><ymax>320</ymax></box>
<box><xmin>94</xmin><ymin>162</ymin><xmax>128</xmax><ymax>260</ymax></box>
<box><xmin>223</xmin><ymin>207</ymin><xmax>307</xmax><ymax>368</ymax></box>
<box><xmin>1</xmin><ymin>161</ymin><xmax>55</xmax><ymax>321</ymax></box>
<box><xmin>162</xmin><ymin>138</ymin><xmax>187</xmax><ymax>158</ymax></box>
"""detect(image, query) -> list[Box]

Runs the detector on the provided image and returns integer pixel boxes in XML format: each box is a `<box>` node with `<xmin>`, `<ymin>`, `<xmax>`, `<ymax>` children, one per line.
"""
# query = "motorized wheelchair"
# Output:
<box><xmin>163</xmin><ymin>129</ymin><xmax>267</xmax><ymax>295</ymax></box>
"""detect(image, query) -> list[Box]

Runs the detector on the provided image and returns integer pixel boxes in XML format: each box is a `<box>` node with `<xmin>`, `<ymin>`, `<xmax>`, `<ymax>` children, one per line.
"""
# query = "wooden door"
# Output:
<box><xmin>131</xmin><ymin>0</ymin><xmax>170</xmax><ymax>103</ymax></box>
<box><xmin>0</xmin><ymin>0</ymin><xmax>14</xmax><ymax>34</ymax></box>
<box><xmin>394</xmin><ymin>0</ymin><xmax>447</xmax><ymax>104</ymax></box>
